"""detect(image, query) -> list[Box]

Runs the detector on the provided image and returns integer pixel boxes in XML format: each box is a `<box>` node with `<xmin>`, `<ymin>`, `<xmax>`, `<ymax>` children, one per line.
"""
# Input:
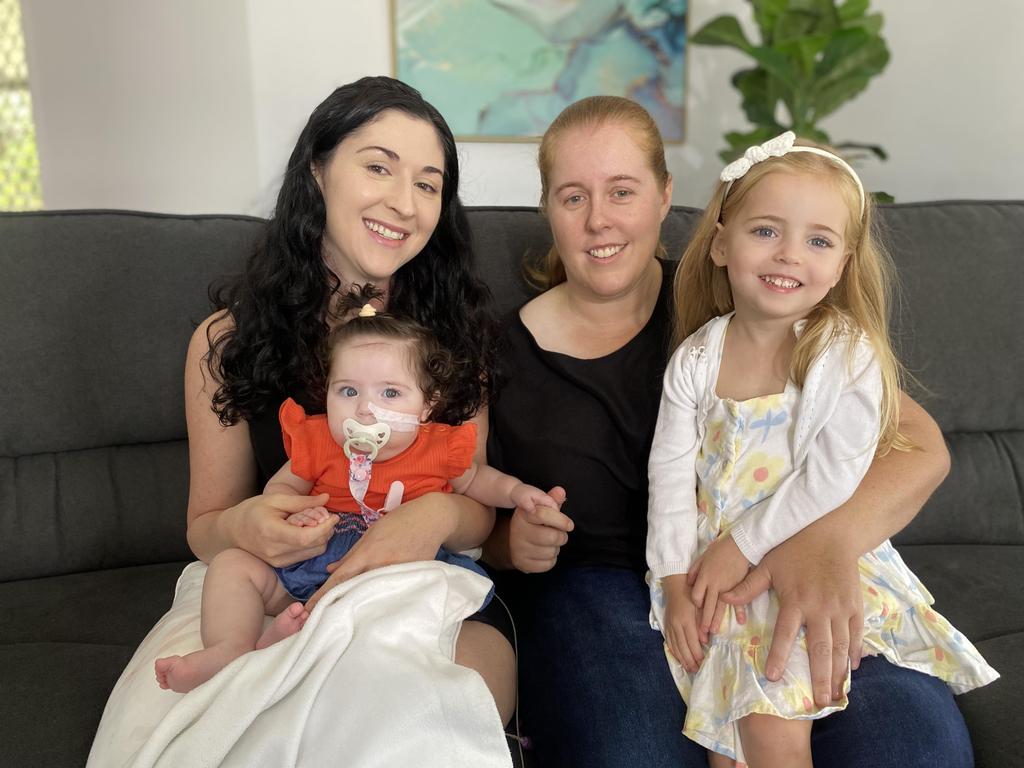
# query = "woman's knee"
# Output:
<box><xmin>812</xmin><ymin>657</ymin><xmax>972</xmax><ymax>767</ymax></box>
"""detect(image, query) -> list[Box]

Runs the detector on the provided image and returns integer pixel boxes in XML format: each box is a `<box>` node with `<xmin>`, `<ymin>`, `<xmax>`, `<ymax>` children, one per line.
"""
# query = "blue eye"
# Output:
<box><xmin>382</xmin><ymin>387</ymin><xmax>400</xmax><ymax>399</ymax></box>
<box><xmin>753</xmin><ymin>226</ymin><xmax>777</xmax><ymax>238</ymax></box>
<box><xmin>809</xmin><ymin>236</ymin><xmax>832</xmax><ymax>248</ymax></box>
<box><xmin>565</xmin><ymin>194</ymin><xmax>584</xmax><ymax>207</ymax></box>
<box><xmin>340</xmin><ymin>386</ymin><xmax>357</xmax><ymax>397</ymax></box>
<box><xmin>612</xmin><ymin>189</ymin><xmax>632</xmax><ymax>199</ymax></box>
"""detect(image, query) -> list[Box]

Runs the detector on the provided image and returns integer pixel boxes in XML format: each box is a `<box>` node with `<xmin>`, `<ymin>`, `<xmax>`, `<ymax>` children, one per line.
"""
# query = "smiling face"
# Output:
<box><xmin>544</xmin><ymin>120</ymin><xmax>672</xmax><ymax>300</ymax></box>
<box><xmin>711</xmin><ymin>170</ymin><xmax>850</xmax><ymax>327</ymax></box>
<box><xmin>325</xmin><ymin>336</ymin><xmax>430</xmax><ymax>461</ymax></box>
<box><xmin>313</xmin><ymin>110</ymin><xmax>446</xmax><ymax>288</ymax></box>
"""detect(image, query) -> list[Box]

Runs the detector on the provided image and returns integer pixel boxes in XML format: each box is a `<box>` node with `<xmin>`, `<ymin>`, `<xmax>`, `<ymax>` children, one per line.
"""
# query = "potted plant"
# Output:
<box><xmin>692</xmin><ymin>0</ymin><xmax>890</xmax><ymax>164</ymax></box>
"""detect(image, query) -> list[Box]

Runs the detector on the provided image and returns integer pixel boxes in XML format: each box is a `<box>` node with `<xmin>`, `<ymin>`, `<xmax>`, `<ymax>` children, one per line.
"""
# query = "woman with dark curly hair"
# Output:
<box><xmin>181</xmin><ymin>76</ymin><xmax>516</xmax><ymax>721</ymax></box>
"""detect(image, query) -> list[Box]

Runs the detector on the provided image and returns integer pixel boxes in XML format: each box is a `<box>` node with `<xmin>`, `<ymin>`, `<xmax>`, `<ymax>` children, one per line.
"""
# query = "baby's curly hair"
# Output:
<box><xmin>323</xmin><ymin>285</ymin><xmax>468</xmax><ymax>425</ymax></box>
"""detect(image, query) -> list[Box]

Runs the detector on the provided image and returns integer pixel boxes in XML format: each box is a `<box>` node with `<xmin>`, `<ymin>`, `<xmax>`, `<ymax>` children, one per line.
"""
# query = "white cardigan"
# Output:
<box><xmin>646</xmin><ymin>313</ymin><xmax>883</xmax><ymax>577</ymax></box>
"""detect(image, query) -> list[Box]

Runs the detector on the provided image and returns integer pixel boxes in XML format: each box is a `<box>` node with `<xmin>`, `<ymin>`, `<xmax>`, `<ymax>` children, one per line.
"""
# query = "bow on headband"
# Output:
<box><xmin>719</xmin><ymin>131</ymin><xmax>866</xmax><ymax>217</ymax></box>
<box><xmin>720</xmin><ymin>131</ymin><xmax>797</xmax><ymax>182</ymax></box>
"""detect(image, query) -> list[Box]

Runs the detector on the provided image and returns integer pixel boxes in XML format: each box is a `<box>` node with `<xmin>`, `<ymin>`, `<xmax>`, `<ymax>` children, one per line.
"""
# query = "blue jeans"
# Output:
<box><xmin>501</xmin><ymin>566</ymin><xmax>973</xmax><ymax>768</ymax></box>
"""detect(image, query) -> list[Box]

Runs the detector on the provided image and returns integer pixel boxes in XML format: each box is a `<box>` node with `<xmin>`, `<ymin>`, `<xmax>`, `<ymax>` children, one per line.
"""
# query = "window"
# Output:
<box><xmin>0</xmin><ymin>0</ymin><xmax>42</xmax><ymax>210</ymax></box>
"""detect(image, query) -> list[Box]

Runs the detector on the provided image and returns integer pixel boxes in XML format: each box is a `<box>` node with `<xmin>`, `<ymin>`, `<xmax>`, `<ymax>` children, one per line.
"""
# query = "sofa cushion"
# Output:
<box><xmin>0</xmin><ymin>562</ymin><xmax>189</xmax><ymax>767</ymax></box>
<box><xmin>0</xmin><ymin>211</ymin><xmax>261</xmax><ymax>579</ymax></box>
<box><xmin>898</xmin><ymin>544</ymin><xmax>1022</xmax><ymax>764</ymax></box>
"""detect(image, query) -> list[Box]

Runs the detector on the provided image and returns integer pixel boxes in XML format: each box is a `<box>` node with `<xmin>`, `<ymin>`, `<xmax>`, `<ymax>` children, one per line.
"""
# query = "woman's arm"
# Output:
<box><xmin>184</xmin><ymin>313</ymin><xmax>334</xmax><ymax>565</ymax></box>
<box><xmin>723</xmin><ymin>392</ymin><xmax>950</xmax><ymax>706</ymax></box>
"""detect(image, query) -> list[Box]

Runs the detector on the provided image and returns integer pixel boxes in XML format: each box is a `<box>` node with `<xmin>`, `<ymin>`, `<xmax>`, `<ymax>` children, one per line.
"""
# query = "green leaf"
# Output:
<box><xmin>778</xmin><ymin>33</ymin><xmax>831</xmax><ymax>76</ymax></box>
<box><xmin>843</xmin><ymin>12</ymin><xmax>883</xmax><ymax>35</ymax></box>
<box><xmin>749</xmin><ymin>0</ymin><xmax>789</xmax><ymax>43</ymax></box>
<box><xmin>745</xmin><ymin>45</ymin><xmax>802</xmax><ymax>89</ymax></box>
<box><xmin>871</xmin><ymin>190</ymin><xmax>895</xmax><ymax>204</ymax></box>
<box><xmin>732</xmin><ymin>68</ymin><xmax>783</xmax><ymax>127</ymax></box>
<box><xmin>691</xmin><ymin>15</ymin><xmax>754</xmax><ymax>52</ymax></box>
<box><xmin>815</xmin><ymin>28</ymin><xmax>889</xmax><ymax>86</ymax></box>
<box><xmin>773</xmin><ymin>9</ymin><xmax>819</xmax><ymax>42</ymax></box>
<box><xmin>835</xmin><ymin>141</ymin><xmax>888</xmax><ymax>161</ymax></box>
<box><xmin>838</xmin><ymin>0</ymin><xmax>870</xmax><ymax>23</ymax></box>
<box><xmin>812</xmin><ymin>75</ymin><xmax>873</xmax><ymax>121</ymax></box>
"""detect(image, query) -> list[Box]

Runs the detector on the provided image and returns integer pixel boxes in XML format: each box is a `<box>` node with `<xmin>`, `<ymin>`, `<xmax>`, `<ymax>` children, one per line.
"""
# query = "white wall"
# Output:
<box><xmin>21</xmin><ymin>0</ymin><xmax>261</xmax><ymax>213</ymax></box>
<box><xmin>20</xmin><ymin>0</ymin><xmax>1024</xmax><ymax>214</ymax></box>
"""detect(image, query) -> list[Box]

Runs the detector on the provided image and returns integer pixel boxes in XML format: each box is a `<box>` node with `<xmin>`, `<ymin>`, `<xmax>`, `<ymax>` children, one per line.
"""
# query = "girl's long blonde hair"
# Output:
<box><xmin>674</xmin><ymin>145</ymin><xmax>911</xmax><ymax>454</ymax></box>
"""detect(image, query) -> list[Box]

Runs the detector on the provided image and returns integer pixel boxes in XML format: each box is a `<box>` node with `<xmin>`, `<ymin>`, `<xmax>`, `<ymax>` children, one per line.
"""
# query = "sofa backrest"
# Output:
<box><xmin>1</xmin><ymin>203</ymin><xmax>1021</xmax><ymax>581</ymax></box>
<box><xmin>0</xmin><ymin>211</ymin><xmax>263</xmax><ymax>581</ymax></box>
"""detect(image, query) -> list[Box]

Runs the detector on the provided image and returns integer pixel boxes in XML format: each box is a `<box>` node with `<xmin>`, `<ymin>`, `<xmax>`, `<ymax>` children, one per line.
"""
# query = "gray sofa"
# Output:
<box><xmin>1</xmin><ymin>203</ymin><xmax>1020</xmax><ymax>767</ymax></box>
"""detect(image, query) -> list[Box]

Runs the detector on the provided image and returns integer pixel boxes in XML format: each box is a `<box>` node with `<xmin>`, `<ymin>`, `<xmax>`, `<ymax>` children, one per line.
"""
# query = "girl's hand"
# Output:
<box><xmin>508</xmin><ymin>482</ymin><xmax>559</xmax><ymax>513</ymax></box>
<box><xmin>661</xmin><ymin>574</ymin><xmax>705</xmax><ymax>673</ymax></box>
<box><xmin>225</xmin><ymin>492</ymin><xmax>335</xmax><ymax>567</ymax></box>
<box><xmin>286</xmin><ymin>506</ymin><xmax>338</xmax><ymax>528</ymax></box>
<box><xmin>687</xmin><ymin>534</ymin><xmax>751</xmax><ymax>641</ymax></box>
<box><xmin>507</xmin><ymin>486</ymin><xmax>571</xmax><ymax>573</ymax></box>
<box><xmin>721</xmin><ymin>525</ymin><xmax>862</xmax><ymax>707</ymax></box>
<box><xmin>304</xmin><ymin>492</ymin><xmax>471</xmax><ymax>612</ymax></box>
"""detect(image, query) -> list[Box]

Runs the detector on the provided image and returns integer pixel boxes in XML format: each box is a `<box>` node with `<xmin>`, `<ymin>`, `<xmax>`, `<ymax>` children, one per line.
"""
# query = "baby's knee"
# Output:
<box><xmin>208</xmin><ymin>547</ymin><xmax>268</xmax><ymax>580</ymax></box>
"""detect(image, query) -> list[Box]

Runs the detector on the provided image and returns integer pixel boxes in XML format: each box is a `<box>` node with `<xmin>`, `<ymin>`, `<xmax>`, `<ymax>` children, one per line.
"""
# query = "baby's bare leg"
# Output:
<box><xmin>256</xmin><ymin>601</ymin><xmax>309</xmax><ymax>649</ymax></box>
<box><xmin>154</xmin><ymin>548</ymin><xmax>293</xmax><ymax>693</ymax></box>
<box><xmin>737</xmin><ymin>713</ymin><xmax>812</xmax><ymax>768</ymax></box>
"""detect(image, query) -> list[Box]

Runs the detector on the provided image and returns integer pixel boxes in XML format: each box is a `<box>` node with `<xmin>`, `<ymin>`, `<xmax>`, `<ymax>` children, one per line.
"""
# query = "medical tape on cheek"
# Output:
<box><xmin>368</xmin><ymin>401</ymin><xmax>420</xmax><ymax>432</ymax></box>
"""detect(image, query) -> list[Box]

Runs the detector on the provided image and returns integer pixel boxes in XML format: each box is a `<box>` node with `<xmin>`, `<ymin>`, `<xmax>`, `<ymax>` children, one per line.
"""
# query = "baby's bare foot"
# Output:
<box><xmin>154</xmin><ymin>644</ymin><xmax>247</xmax><ymax>693</ymax></box>
<box><xmin>256</xmin><ymin>602</ymin><xmax>309</xmax><ymax>649</ymax></box>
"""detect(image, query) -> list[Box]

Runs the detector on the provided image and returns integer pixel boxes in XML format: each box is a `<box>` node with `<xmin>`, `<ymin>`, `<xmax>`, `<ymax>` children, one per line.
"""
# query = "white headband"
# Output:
<box><xmin>719</xmin><ymin>131</ymin><xmax>866</xmax><ymax>217</ymax></box>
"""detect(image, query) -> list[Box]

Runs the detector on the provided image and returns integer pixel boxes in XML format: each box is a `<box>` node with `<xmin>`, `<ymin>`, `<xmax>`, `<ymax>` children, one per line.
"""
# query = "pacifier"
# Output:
<box><xmin>342</xmin><ymin>418</ymin><xmax>391</xmax><ymax>460</ymax></box>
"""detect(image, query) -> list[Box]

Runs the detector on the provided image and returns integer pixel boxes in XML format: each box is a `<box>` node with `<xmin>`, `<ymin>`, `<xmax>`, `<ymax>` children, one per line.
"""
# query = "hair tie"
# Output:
<box><xmin>720</xmin><ymin>131</ymin><xmax>866</xmax><ymax>217</ymax></box>
<box><xmin>358</xmin><ymin>303</ymin><xmax>376</xmax><ymax>318</ymax></box>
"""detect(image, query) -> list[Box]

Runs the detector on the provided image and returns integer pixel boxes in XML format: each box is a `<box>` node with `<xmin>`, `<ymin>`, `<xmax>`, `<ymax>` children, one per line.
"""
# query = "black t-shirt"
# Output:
<box><xmin>487</xmin><ymin>259</ymin><xmax>676</xmax><ymax>572</ymax></box>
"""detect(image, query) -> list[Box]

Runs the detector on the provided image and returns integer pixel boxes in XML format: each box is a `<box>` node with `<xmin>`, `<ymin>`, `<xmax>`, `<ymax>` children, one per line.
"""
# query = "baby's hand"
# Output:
<box><xmin>661</xmin><ymin>574</ymin><xmax>704</xmax><ymax>673</ymax></box>
<box><xmin>688</xmin><ymin>533</ymin><xmax>751</xmax><ymax>641</ymax></box>
<box><xmin>509</xmin><ymin>483</ymin><xmax>559</xmax><ymax>513</ymax></box>
<box><xmin>286</xmin><ymin>506</ymin><xmax>337</xmax><ymax>528</ymax></box>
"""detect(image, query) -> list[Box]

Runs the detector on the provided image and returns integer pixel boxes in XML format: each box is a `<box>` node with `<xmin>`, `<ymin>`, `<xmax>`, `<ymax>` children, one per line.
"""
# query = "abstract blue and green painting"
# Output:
<box><xmin>394</xmin><ymin>0</ymin><xmax>686</xmax><ymax>140</ymax></box>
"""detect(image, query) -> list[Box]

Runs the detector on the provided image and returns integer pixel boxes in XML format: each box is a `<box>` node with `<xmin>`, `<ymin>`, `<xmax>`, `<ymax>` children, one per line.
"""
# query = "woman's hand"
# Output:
<box><xmin>721</xmin><ymin>524</ymin><xmax>861</xmax><ymax>707</ymax></box>
<box><xmin>304</xmin><ymin>491</ymin><xmax>488</xmax><ymax>611</ymax></box>
<box><xmin>506</xmin><ymin>486</ymin><xmax>570</xmax><ymax>573</ymax></box>
<box><xmin>687</xmin><ymin>533</ymin><xmax>751</xmax><ymax>640</ymax></box>
<box><xmin>217</xmin><ymin>492</ymin><xmax>335</xmax><ymax>567</ymax></box>
<box><xmin>661</xmin><ymin>574</ymin><xmax>705</xmax><ymax>673</ymax></box>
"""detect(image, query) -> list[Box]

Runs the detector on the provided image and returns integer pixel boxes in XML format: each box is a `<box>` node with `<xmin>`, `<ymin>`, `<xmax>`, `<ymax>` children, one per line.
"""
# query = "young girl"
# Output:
<box><xmin>646</xmin><ymin>132</ymin><xmax>998</xmax><ymax>766</ymax></box>
<box><xmin>155</xmin><ymin>289</ymin><xmax>556</xmax><ymax>694</ymax></box>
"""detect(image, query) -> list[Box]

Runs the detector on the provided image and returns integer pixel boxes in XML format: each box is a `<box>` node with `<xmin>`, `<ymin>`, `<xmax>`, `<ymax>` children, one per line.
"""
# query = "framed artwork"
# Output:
<box><xmin>392</xmin><ymin>0</ymin><xmax>687</xmax><ymax>142</ymax></box>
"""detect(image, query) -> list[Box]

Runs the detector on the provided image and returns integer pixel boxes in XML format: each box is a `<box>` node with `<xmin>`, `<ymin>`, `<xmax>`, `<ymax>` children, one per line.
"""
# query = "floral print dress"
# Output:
<box><xmin>649</xmin><ymin>387</ymin><xmax>998</xmax><ymax>762</ymax></box>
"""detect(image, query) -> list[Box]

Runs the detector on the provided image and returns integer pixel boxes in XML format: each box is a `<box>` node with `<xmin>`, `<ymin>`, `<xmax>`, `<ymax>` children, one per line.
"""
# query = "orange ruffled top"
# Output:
<box><xmin>278</xmin><ymin>397</ymin><xmax>477</xmax><ymax>514</ymax></box>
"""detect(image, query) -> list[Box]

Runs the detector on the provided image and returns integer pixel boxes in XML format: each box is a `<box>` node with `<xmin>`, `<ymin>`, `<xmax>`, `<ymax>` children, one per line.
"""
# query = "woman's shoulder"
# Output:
<box><xmin>190</xmin><ymin>309</ymin><xmax>235</xmax><ymax>355</ymax></box>
<box><xmin>515</xmin><ymin>284</ymin><xmax>564</xmax><ymax>346</ymax></box>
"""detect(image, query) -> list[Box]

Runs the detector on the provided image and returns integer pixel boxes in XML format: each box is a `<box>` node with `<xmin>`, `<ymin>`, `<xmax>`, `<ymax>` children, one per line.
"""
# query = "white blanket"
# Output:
<box><xmin>87</xmin><ymin>561</ymin><xmax>511</xmax><ymax>768</ymax></box>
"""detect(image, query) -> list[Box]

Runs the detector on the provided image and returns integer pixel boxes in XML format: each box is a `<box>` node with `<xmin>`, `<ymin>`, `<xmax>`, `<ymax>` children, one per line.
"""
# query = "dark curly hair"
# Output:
<box><xmin>206</xmin><ymin>76</ymin><xmax>498</xmax><ymax>425</ymax></box>
<box><xmin>325</xmin><ymin>285</ymin><xmax>469</xmax><ymax>424</ymax></box>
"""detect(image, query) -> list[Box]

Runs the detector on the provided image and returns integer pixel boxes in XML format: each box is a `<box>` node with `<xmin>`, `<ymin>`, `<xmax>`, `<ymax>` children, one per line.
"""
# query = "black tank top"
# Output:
<box><xmin>248</xmin><ymin>391</ymin><xmax>321</xmax><ymax>488</ymax></box>
<box><xmin>487</xmin><ymin>259</ymin><xmax>676</xmax><ymax>572</ymax></box>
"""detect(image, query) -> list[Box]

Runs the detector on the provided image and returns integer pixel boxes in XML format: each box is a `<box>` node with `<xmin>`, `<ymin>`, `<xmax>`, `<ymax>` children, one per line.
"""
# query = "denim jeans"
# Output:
<box><xmin>499</xmin><ymin>565</ymin><xmax>973</xmax><ymax>768</ymax></box>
